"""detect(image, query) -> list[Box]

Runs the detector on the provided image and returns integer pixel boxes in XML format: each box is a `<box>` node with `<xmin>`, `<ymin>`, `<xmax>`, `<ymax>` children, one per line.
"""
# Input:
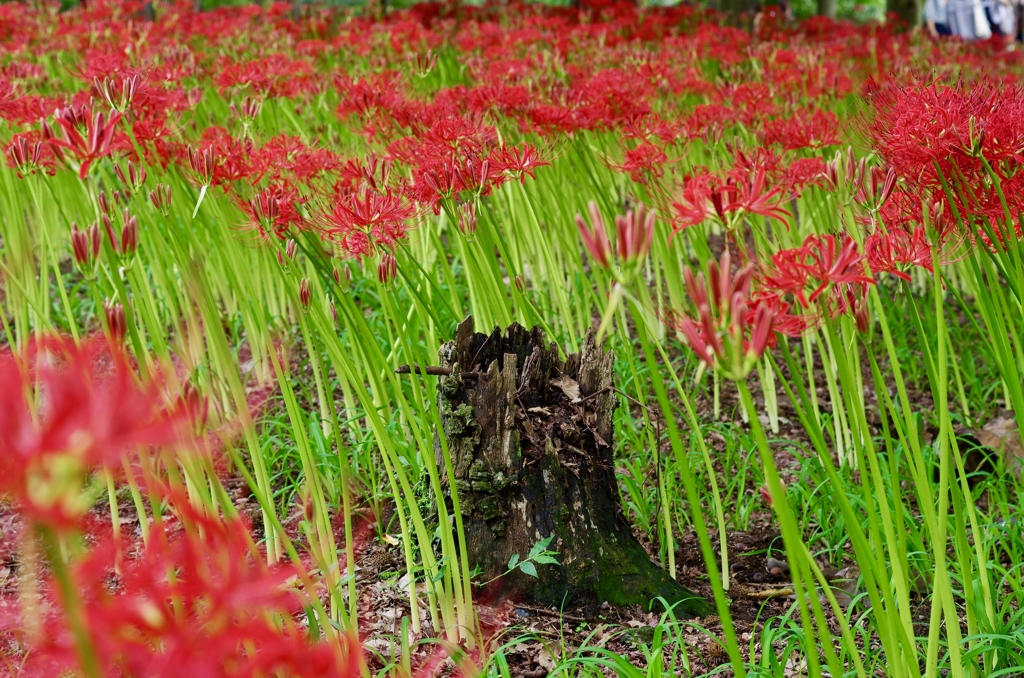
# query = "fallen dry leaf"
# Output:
<box><xmin>973</xmin><ymin>418</ymin><xmax>1024</xmax><ymax>477</ymax></box>
<box><xmin>550</xmin><ymin>374</ymin><xmax>581</xmax><ymax>403</ymax></box>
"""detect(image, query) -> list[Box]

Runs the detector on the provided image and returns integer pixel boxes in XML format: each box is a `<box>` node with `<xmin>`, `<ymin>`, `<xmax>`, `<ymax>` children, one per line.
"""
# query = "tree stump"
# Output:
<box><xmin>434</xmin><ymin>318</ymin><xmax>709</xmax><ymax>616</ymax></box>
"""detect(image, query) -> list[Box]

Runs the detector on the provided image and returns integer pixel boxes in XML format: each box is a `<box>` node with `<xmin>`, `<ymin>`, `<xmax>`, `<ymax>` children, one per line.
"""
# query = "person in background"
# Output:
<box><xmin>944</xmin><ymin>0</ymin><xmax>980</xmax><ymax>39</ymax></box>
<box><xmin>924</xmin><ymin>0</ymin><xmax>953</xmax><ymax>36</ymax></box>
<box><xmin>987</xmin><ymin>0</ymin><xmax>1017</xmax><ymax>41</ymax></box>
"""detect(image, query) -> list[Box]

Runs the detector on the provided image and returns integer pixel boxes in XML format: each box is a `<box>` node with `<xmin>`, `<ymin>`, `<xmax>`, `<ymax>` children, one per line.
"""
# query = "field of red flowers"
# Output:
<box><xmin>3</xmin><ymin>1</ymin><xmax>1024</xmax><ymax>676</ymax></box>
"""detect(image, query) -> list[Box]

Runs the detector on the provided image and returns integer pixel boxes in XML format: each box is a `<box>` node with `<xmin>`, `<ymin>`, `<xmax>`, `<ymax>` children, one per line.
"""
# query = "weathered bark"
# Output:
<box><xmin>817</xmin><ymin>0</ymin><xmax>837</xmax><ymax>19</ymax></box>
<box><xmin>434</xmin><ymin>318</ymin><xmax>710</xmax><ymax>616</ymax></box>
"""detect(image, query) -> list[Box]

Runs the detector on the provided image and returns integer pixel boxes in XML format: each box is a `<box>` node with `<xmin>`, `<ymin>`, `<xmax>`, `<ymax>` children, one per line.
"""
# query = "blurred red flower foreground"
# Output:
<box><xmin>0</xmin><ymin>336</ymin><xmax>362</xmax><ymax>678</ymax></box>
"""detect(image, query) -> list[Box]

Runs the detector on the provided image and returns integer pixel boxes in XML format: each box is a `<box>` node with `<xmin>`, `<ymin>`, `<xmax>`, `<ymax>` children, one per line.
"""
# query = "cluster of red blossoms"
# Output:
<box><xmin>2</xmin><ymin>0</ymin><xmax>1019</xmax><ymax>271</ymax></box>
<box><xmin>0</xmin><ymin>336</ymin><xmax>360</xmax><ymax>677</ymax></box>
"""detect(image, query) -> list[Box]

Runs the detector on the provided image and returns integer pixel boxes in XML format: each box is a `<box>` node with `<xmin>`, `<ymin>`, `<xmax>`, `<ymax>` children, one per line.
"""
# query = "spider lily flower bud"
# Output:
<box><xmin>7</xmin><ymin>136</ymin><xmax>43</xmax><ymax>174</ymax></box>
<box><xmin>104</xmin><ymin>298</ymin><xmax>127</xmax><ymax>344</ymax></box>
<box><xmin>120</xmin><ymin>211</ymin><xmax>139</xmax><ymax>255</ymax></box>
<box><xmin>759</xmin><ymin>481</ymin><xmax>785</xmax><ymax>506</ymax></box>
<box><xmin>458</xmin><ymin>202</ymin><xmax>477</xmax><ymax>234</ymax></box>
<box><xmin>329</xmin><ymin>297</ymin><xmax>338</xmax><ymax>323</ymax></box>
<box><xmin>575</xmin><ymin>201</ymin><xmax>613</xmax><ymax>271</ymax></box>
<box><xmin>230</xmin><ymin>96</ymin><xmax>262</xmax><ymax>123</ymax></box>
<box><xmin>412</xmin><ymin>50</ymin><xmax>437</xmax><ymax>77</ymax></box>
<box><xmin>298</xmin><ymin>278</ymin><xmax>311</xmax><ymax>308</ymax></box>
<box><xmin>70</xmin><ymin>222</ymin><xmax>101</xmax><ymax>268</ymax></box>
<box><xmin>149</xmin><ymin>183</ymin><xmax>171</xmax><ymax>214</ymax></box>
<box><xmin>101</xmin><ymin>213</ymin><xmax>119</xmax><ymax>253</ymax></box>
<box><xmin>614</xmin><ymin>202</ymin><xmax>656</xmax><ymax>266</ymax></box>
<box><xmin>114</xmin><ymin>160</ymin><xmax>146</xmax><ymax>193</ymax></box>
<box><xmin>285</xmin><ymin>238</ymin><xmax>297</xmax><ymax>260</ymax></box>
<box><xmin>98</xmin><ymin>190</ymin><xmax>110</xmax><ymax>215</ymax></box>
<box><xmin>377</xmin><ymin>252</ymin><xmax>397</xmax><ymax>285</ymax></box>
<box><xmin>187</xmin><ymin>146</ymin><xmax>215</xmax><ymax>185</ymax></box>
<box><xmin>668</xmin><ymin>250</ymin><xmax>776</xmax><ymax>381</ymax></box>
<box><xmin>95</xmin><ymin>73</ymin><xmax>142</xmax><ymax>112</ymax></box>
<box><xmin>332</xmin><ymin>267</ymin><xmax>342</xmax><ymax>285</ymax></box>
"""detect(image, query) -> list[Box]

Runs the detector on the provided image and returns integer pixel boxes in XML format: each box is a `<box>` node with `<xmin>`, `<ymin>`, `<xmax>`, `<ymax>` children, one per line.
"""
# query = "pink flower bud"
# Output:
<box><xmin>70</xmin><ymin>223</ymin><xmax>92</xmax><ymax>267</ymax></box>
<box><xmin>104</xmin><ymin>298</ymin><xmax>127</xmax><ymax>344</ymax></box>
<box><xmin>377</xmin><ymin>253</ymin><xmax>397</xmax><ymax>285</ymax></box>
<box><xmin>120</xmin><ymin>213</ymin><xmax>138</xmax><ymax>255</ymax></box>
<box><xmin>576</xmin><ymin>201</ymin><xmax>612</xmax><ymax>270</ymax></box>
<box><xmin>298</xmin><ymin>278</ymin><xmax>311</xmax><ymax>308</ymax></box>
<box><xmin>149</xmin><ymin>183</ymin><xmax>171</xmax><ymax>213</ymax></box>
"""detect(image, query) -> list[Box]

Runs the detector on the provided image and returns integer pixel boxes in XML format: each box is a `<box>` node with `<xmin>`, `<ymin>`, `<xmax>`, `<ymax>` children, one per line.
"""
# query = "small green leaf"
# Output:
<box><xmin>507</xmin><ymin>553</ymin><xmax>520</xmax><ymax>570</ymax></box>
<box><xmin>519</xmin><ymin>561</ymin><xmax>538</xmax><ymax>578</ymax></box>
<box><xmin>534</xmin><ymin>555</ymin><xmax>559</xmax><ymax>565</ymax></box>
<box><xmin>530</xmin><ymin>536</ymin><xmax>554</xmax><ymax>558</ymax></box>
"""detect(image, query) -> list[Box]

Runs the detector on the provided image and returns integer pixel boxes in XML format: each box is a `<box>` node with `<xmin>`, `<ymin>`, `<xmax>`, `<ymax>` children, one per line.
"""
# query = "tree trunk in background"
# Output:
<box><xmin>434</xmin><ymin>318</ymin><xmax>710</xmax><ymax>617</ymax></box>
<box><xmin>888</xmin><ymin>0</ymin><xmax>921</xmax><ymax>28</ymax></box>
<box><xmin>818</xmin><ymin>0</ymin><xmax>837</xmax><ymax>19</ymax></box>
<box><xmin>718</xmin><ymin>0</ymin><xmax>761</xmax><ymax>19</ymax></box>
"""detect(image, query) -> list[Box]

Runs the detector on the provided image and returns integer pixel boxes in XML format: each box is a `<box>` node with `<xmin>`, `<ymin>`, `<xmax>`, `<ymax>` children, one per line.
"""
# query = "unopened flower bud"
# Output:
<box><xmin>576</xmin><ymin>201</ymin><xmax>612</xmax><ymax>271</ymax></box>
<box><xmin>102</xmin><ymin>213</ymin><xmax>119</xmax><ymax>253</ymax></box>
<box><xmin>377</xmin><ymin>253</ymin><xmax>397</xmax><ymax>285</ymax></box>
<box><xmin>458</xmin><ymin>202</ymin><xmax>477</xmax><ymax>234</ymax></box>
<box><xmin>98</xmin><ymin>190</ymin><xmax>110</xmax><ymax>215</ymax></box>
<box><xmin>120</xmin><ymin>213</ymin><xmax>138</xmax><ymax>255</ymax></box>
<box><xmin>332</xmin><ymin>267</ymin><xmax>342</xmax><ymax>285</ymax></box>
<box><xmin>70</xmin><ymin>223</ymin><xmax>92</xmax><ymax>267</ymax></box>
<box><xmin>149</xmin><ymin>183</ymin><xmax>171</xmax><ymax>214</ymax></box>
<box><xmin>285</xmin><ymin>239</ymin><xmax>297</xmax><ymax>260</ymax></box>
<box><xmin>329</xmin><ymin>297</ymin><xmax>338</xmax><ymax>322</ymax></box>
<box><xmin>299</xmin><ymin>278</ymin><xmax>311</xmax><ymax>308</ymax></box>
<box><xmin>104</xmin><ymin>298</ymin><xmax>127</xmax><ymax>344</ymax></box>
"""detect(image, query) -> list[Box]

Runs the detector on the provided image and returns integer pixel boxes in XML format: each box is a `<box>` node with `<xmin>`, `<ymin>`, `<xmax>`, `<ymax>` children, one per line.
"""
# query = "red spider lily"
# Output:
<box><xmin>319</xmin><ymin>188</ymin><xmax>413</xmax><ymax>260</ymax></box>
<box><xmin>24</xmin><ymin>496</ymin><xmax>363</xmax><ymax>678</ymax></box>
<box><xmin>46</xmin><ymin>107</ymin><xmax>123</xmax><ymax>179</ymax></box>
<box><xmin>612</xmin><ymin>141</ymin><xmax>669</xmax><ymax>183</ymax></box>
<box><xmin>665</xmin><ymin>251</ymin><xmax>776</xmax><ymax>380</ymax></box>
<box><xmin>722</xmin><ymin>166</ymin><xmax>791</xmax><ymax>224</ymax></box>
<box><xmin>0</xmin><ymin>336</ymin><xmax>198</xmax><ymax>530</ymax></box>
<box><xmin>762</xmin><ymin>234</ymin><xmax>875</xmax><ymax>307</ymax></box>
<box><xmin>489</xmin><ymin>142</ymin><xmax>550</xmax><ymax>184</ymax></box>
<box><xmin>761</xmin><ymin>109</ymin><xmax>840</xmax><ymax>151</ymax></box>
<box><xmin>865</xmin><ymin>226</ymin><xmax>933</xmax><ymax>281</ymax></box>
<box><xmin>671</xmin><ymin>172</ymin><xmax>718</xmax><ymax>232</ymax></box>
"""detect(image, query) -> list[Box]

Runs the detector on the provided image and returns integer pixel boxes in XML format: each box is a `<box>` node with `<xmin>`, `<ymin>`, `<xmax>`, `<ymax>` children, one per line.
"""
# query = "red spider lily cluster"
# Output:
<box><xmin>1</xmin><ymin>0</ymin><xmax>1024</xmax><ymax>673</ymax></box>
<box><xmin>0</xmin><ymin>335</ymin><xmax>361</xmax><ymax>677</ymax></box>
